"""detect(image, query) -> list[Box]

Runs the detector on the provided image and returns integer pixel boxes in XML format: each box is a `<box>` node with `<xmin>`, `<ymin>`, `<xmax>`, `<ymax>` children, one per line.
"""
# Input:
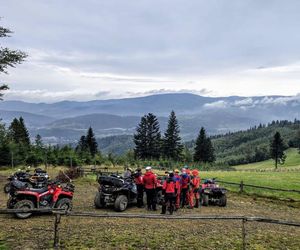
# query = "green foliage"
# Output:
<box><xmin>134</xmin><ymin>113</ymin><xmax>161</xmax><ymax>160</ymax></box>
<box><xmin>270</xmin><ymin>131</ymin><xmax>287</xmax><ymax>169</ymax></box>
<box><xmin>162</xmin><ymin>111</ymin><xmax>183</xmax><ymax>160</ymax></box>
<box><xmin>193</xmin><ymin>127</ymin><xmax>215</xmax><ymax>163</ymax></box>
<box><xmin>0</xmin><ymin>23</ymin><xmax>27</xmax><ymax>99</ymax></box>
<box><xmin>211</xmin><ymin>120</ymin><xmax>300</xmax><ymax>166</ymax></box>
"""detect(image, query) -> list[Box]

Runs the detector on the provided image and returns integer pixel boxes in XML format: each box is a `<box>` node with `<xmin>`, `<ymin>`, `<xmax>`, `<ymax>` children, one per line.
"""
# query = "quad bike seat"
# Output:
<box><xmin>29</xmin><ymin>187</ymin><xmax>48</xmax><ymax>193</ymax></box>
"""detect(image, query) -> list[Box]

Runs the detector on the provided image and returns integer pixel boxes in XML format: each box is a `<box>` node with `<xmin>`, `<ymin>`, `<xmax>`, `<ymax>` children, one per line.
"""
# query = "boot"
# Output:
<box><xmin>195</xmin><ymin>199</ymin><xmax>199</xmax><ymax>208</ymax></box>
<box><xmin>161</xmin><ymin>205</ymin><xmax>166</xmax><ymax>214</ymax></box>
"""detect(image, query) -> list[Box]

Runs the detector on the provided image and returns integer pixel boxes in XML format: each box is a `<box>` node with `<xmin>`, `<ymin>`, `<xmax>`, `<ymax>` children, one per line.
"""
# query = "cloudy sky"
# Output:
<box><xmin>1</xmin><ymin>0</ymin><xmax>300</xmax><ymax>102</ymax></box>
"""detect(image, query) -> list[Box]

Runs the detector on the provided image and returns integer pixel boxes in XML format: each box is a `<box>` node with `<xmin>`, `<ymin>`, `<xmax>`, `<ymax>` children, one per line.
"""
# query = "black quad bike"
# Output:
<box><xmin>94</xmin><ymin>174</ymin><xmax>137</xmax><ymax>212</ymax></box>
<box><xmin>3</xmin><ymin>168</ymin><xmax>49</xmax><ymax>193</ymax></box>
<box><xmin>200</xmin><ymin>179</ymin><xmax>227</xmax><ymax>207</ymax></box>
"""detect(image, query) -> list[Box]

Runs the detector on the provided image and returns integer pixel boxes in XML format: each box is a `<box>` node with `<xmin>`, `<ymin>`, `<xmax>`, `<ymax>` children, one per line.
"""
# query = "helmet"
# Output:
<box><xmin>145</xmin><ymin>166</ymin><xmax>152</xmax><ymax>171</ymax></box>
<box><xmin>174</xmin><ymin>169</ymin><xmax>180</xmax><ymax>173</ymax></box>
<box><xmin>192</xmin><ymin>169</ymin><xmax>199</xmax><ymax>176</ymax></box>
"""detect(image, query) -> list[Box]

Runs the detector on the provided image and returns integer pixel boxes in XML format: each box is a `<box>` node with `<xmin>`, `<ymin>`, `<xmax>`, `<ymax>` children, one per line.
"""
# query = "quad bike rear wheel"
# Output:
<box><xmin>202</xmin><ymin>194</ymin><xmax>209</xmax><ymax>206</ymax></box>
<box><xmin>55</xmin><ymin>198</ymin><xmax>73</xmax><ymax>213</ymax></box>
<box><xmin>94</xmin><ymin>191</ymin><xmax>105</xmax><ymax>208</ymax></box>
<box><xmin>114</xmin><ymin>195</ymin><xmax>128</xmax><ymax>212</ymax></box>
<box><xmin>14</xmin><ymin>199</ymin><xmax>34</xmax><ymax>219</ymax></box>
<box><xmin>3</xmin><ymin>183</ymin><xmax>10</xmax><ymax>194</ymax></box>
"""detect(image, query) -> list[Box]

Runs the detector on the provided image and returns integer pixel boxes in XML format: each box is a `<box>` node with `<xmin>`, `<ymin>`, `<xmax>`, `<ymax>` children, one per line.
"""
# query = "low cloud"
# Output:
<box><xmin>203</xmin><ymin>100</ymin><xmax>228</xmax><ymax>109</ymax></box>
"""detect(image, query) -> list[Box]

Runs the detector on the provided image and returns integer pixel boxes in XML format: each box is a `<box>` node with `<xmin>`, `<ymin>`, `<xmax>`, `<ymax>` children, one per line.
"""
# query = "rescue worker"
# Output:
<box><xmin>188</xmin><ymin>169</ymin><xmax>201</xmax><ymax>208</ymax></box>
<box><xmin>134</xmin><ymin>168</ymin><xmax>144</xmax><ymax>208</ymax></box>
<box><xmin>143</xmin><ymin>166</ymin><xmax>157</xmax><ymax>211</ymax></box>
<box><xmin>174</xmin><ymin>169</ymin><xmax>181</xmax><ymax>210</ymax></box>
<box><xmin>161</xmin><ymin>172</ymin><xmax>179</xmax><ymax>215</ymax></box>
<box><xmin>180</xmin><ymin>168</ymin><xmax>190</xmax><ymax>208</ymax></box>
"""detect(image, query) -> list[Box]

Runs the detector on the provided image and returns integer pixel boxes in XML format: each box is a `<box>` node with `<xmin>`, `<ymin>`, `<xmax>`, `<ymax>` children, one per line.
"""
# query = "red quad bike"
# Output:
<box><xmin>200</xmin><ymin>178</ymin><xmax>227</xmax><ymax>207</ymax></box>
<box><xmin>7</xmin><ymin>179</ymin><xmax>75</xmax><ymax>219</ymax></box>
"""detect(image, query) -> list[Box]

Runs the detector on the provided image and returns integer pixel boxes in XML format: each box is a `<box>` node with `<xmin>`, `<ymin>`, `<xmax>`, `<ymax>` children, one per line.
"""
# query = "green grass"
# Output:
<box><xmin>201</xmin><ymin>171</ymin><xmax>300</xmax><ymax>201</ymax></box>
<box><xmin>234</xmin><ymin>148</ymin><xmax>300</xmax><ymax>170</ymax></box>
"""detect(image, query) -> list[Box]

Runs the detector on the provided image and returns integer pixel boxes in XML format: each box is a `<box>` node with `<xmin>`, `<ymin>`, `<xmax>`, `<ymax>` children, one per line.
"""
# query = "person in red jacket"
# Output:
<box><xmin>174</xmin><ymin>169</ymin><xmax>181</xmax><ymax>210</ymax></box>
<box><xmin>188</xmin><ymin>169</ymin><xmax>201</xmax><ymax>208</ymax></box>
<box><xmin>143</xmin><ymin>166</ymin><xmax>157</xmax><ymax>211</ymax></box>
<box><xmin>134</xmin><ymin>168</ymin><xmax>144</xmax><ymax>208</ymax></box>
<box><xmin>180</xmin><ymin>168</ymin><xmax>190</xmax><ymax>208</ymax></box>
<box><xmin>161</xmin><ymin>172</ymin><xmax>179</xmax><ymax>215</ymax></box>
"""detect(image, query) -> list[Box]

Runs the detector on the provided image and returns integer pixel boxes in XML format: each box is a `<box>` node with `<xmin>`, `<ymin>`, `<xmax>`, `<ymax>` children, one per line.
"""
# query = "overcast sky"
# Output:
<box><xmin>1</xmin><ymin>0</ymin><xmax>300</xmax><ymax>102</ymax></box>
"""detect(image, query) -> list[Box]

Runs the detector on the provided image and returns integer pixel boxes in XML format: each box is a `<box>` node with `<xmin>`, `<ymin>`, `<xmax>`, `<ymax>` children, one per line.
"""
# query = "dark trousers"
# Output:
<box><xmin>181</xmin><ymin>188</ymin><xmax>188</xmax><ymax>208</ymax></box>
<box><xmin>145</xmin><ymin>188</ymin><xmax>156</xmax><ymax>210</ymax></box>
<box><xmin>161</xmin><ymin>193</ymin><xmax>176</xmax><ymax>214</ymax></box>
<box><xmin>137</xmin><ymin>184</ymin><xmax>144</xmax><ymax>207</ymax></box>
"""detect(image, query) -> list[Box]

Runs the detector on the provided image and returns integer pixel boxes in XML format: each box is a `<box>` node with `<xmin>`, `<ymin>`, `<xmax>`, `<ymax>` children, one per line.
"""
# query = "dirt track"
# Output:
<box><xmin>0</xmin><ymin>175</ymin><xmax>299</xmax><ymax>249</ymax></box>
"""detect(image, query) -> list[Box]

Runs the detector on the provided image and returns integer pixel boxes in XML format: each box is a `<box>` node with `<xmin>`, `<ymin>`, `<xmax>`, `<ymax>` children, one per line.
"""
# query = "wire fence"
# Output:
<box><xmin>0</xmin><ymin>209</ymin><xmax>299</xmax><ymax>250</ymax></box>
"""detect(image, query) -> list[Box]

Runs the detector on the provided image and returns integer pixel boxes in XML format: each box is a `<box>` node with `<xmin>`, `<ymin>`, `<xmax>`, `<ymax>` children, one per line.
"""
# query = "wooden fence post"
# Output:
<box><xmin>53</xmin><ymin>213</ymin><xmax>61</xmax><ymax>249</ymax></box>
<box><xmin>242</xmin><ymin>218</ymin><xmax>246</xmax><ymax>250</ymax></box>
<box><xmin>240</xmin><ymin>181</ymin><xmax>244</xmax><ymax>193</ymax></box>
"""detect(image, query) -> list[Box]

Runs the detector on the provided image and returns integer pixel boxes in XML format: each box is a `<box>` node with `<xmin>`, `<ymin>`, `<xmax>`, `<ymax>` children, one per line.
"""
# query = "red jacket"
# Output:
<box><xmin>190</xmin><ymin>176</ymin><xmax>200</xmax><ymax>189</ymax></box>
<box><xmin>134</xmin><ymin>175</ymin><xmax>143</xmax><ymax>185</ymax></box>
<box><xmin>163</xmin><ymin>178</ymin><xmax>180</xmax><ymax>194</ymax></box>
<box><xmin>143</xmin><ymin>171</ymin><xmax>157</xmax><ymax>189</ymax></box>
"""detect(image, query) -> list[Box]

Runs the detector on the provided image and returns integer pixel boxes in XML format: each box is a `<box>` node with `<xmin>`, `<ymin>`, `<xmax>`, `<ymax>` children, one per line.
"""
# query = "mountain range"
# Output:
<box><xmin>0</xmin><ymin>93</ymin><xmax>299</xmax><ymax>145</ymax></box>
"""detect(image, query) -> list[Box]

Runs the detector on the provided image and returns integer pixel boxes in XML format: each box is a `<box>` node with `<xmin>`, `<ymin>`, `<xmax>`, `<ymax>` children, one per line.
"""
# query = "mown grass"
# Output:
<box><xmin>234</xmin><ymin>148</ymin><xmax>300</xmax><ymax>170</ymax></box>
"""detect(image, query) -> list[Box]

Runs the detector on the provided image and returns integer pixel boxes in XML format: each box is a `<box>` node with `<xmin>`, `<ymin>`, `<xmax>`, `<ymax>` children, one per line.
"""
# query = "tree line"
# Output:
<box><xmin>133</xmin><ymin>111</ymin><xmax>215</xmax><ymax>164</ymax></box>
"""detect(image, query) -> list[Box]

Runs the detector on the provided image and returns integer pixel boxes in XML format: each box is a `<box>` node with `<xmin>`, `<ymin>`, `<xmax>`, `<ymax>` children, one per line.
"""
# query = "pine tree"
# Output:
<box><xmin>194</xmin><ymin>127</ymin><xmax>215</xmax><ymax>163</ymax></box>
<box><xmin>297</xmin><ymin>130</ymin><xmax>300</xmax><ymax>153</ymax></box>
<box><xmin>76</xmin><ymin>135</ymin><xmax>88</xmax><ymax>153</ymax></box>
<box><xmin>86</xmin><ymin>127</ymin><xmax>98</xmax><ymax>157</ymax></box>
<box><xmin>8</xmin><ymin>117</ymin><xmax>30</xmax><ymax>145</ymax></box>
<box><xmin>0</xmin><ymin>23</ymin><xmax>27</xmax><ymax>99</ymax></box>
<box><xmin>270</xmin><ymin>131</ymin><xmax>286</xmax><ymax>169</ymax></box>
<box><xmin>162</xmin><ymin>111</ymin><xmax>183</xmax><ymax>160</ymax></box>
<box><xmin>19</xmin><ymin>117</ymin><xmax>30</xmax><ymax>146</ymax></box>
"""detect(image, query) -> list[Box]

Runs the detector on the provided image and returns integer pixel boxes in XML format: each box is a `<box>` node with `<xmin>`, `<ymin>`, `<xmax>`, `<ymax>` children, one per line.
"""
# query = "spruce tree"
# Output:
<box><xmin>297</xmin><ymin>130</ymin><xmax>300</xmax><ymax>153</ymax></box>
<box><xmin>86</xmin><ymin>127</ymin><xmax>98</xmax><ymax>157</ymax></box>
<box><xmin>134</xmin><ymin>113</ymin><xmax>161</xmax><ymax>160</ymax></box>
<box><xmin>134</xmin><ymin>116</ymin><xmax>148</xmax><ymax>159</ymax></box>
<box><xmin>145</xmin><ymin>113</ymin><xmax>161</xmax><ymax>160</ymax></box>
<box><xmin>270</xmin><ymin>131</ymin><xmax>286</xmax><ymax>169</ymax></box>
<box><xmin>194</xmin><ymin>127</ymin><xmax>215</xmax><ymax>163</ymax></box>
<box><xmin>19</xmin><ymin>117</ymin><xmax>30</xmax><ymax>146</ymax></box>
<box><xmin>162</xmin><ymin>111</ymin><xmax>183</xmax><ymax>160</ymax></box>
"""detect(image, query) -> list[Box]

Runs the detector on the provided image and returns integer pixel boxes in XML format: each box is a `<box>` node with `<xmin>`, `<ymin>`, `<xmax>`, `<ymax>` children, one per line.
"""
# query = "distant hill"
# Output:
<box><xmin>0</xmin><ymin>93</ymin><xmax>299</xmax><ymax>143</ymax></box>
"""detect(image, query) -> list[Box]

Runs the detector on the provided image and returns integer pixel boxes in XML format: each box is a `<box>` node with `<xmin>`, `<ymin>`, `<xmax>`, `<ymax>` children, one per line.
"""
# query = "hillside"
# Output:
<box><xmin>0</xmin><ymin>93</ymin><xmax>299</xmax><ymax>143</ymax></box>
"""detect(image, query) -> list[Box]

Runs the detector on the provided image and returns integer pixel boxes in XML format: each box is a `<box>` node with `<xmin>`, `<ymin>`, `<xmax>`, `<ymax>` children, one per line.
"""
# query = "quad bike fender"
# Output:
<box><xmin>53</xmin><ymin>191</ymin><xmax>73</xmax><ymax>203</ymax></box>
<box><xmin>12</xmin><ymin>193</ymin><xmax>38</xmax><ymax>207</ymax></box>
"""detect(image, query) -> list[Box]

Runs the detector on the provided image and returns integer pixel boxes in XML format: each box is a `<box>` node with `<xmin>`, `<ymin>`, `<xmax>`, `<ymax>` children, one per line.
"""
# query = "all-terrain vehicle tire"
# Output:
<box><xmin>7</xmin><ymin>197</ymin><xmax>14</xmax><ymax>209</ymax></box>
<box><xmin>114</xmin><ymin>195</ymin><xmax>128</xmax><ymax>212</ymax></box>
<box><xmin>94</xmin><ymin>192</ymin><xmax>105</xmax><ymax>208</ymax></box>
<box><xmin>202</xmin><ymin>194</ymin><xmax>209</xmax><ymax>206</ymax></box>
<box><xmin>3</xmin><ymin>183</ymin><xmax>10</xmax><ymax>194</ymax></box>
<box><xmin>14</xmin><ymin>199</ymin><xmax>34</xmax><ymax>219</ymax></box>
<box><xmin>219</xmin><ymin>194</ymin><xmax>227</xmax><ymax>207</ymax></box>
<box><xmin>55</xmin><ymin>198</ymin><xmax>73</xmax><ymax>213</ymax></box>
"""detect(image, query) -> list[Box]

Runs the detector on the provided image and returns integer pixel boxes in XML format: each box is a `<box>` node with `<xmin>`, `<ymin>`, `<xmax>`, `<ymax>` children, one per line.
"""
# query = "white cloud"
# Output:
<box><xmin>203</xmin><ymin>100</ymin><xmax>228</xmax><ymax>109</ymax></box>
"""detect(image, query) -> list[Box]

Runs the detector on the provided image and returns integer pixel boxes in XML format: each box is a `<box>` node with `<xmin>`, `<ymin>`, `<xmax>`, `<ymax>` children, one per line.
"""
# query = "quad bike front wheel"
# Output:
<box><xmin>114</xmin><ymin>195</ymin><xmax>128</xmax><ymax>212</ymax></box>
<box><xmin>55</xmin><ymin>198</ymin><xmax>73</xmax><ymax>213</ymax></box>
<box><xmin>94</xmin><ymin>192</ymin><xmax>105</xmax><ymax>208</ymax></box>
<box><xmin>14</xmin><ymin>200</ymin><xmax>34</xmax><ymax>219</ymax></box>
<box><xmin>219</xmin><ymin>194</ymin><xmax>227</xmax><ymax>207</ymax></box>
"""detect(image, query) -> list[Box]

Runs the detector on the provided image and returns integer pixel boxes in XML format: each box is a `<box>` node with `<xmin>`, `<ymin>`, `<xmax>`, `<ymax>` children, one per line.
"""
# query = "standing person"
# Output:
<box><xmin>134</xmin><ymin>168</ymin><xmax>144</xmax><ymax>208</ymax></box>
<box><xmin>180</xmin><ymin>168</ymin><xmax>190</xmax><ymax>208</ymax></box>
<box><xmin>174</xmin><ymin>169</ymin><xmax>181</xmax><ymax>210</ymax></box>
<box><xmin>143</xmin><ymin>166</ymin><xmax>157</xmax><ymax>211</ymax></box>
<box><xmin>123</xmin><ymin>167</ymin><xmax>133</xmax><ymax>178</ymax></box>
<box><xmin>188</xmin><ymin>169</ymin><xmax>201</xmax><ymax>208</ymax></box>
<box><xmin>161</xmin><ymin>172</ymin><xmax>179</xmax><ymax>215</ymax></box>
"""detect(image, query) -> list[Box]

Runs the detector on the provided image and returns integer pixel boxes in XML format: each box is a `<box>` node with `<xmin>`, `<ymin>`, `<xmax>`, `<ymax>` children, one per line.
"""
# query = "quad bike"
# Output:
<box><xmin>200</xmin><ymin>179</ymin><xmax>227</xmax><ymax>207</ymax></box>
<box><xmin>3</xmin><ymin>168</ymin><xmax>49</xmax><ymax>193</ymax></box>
<box><xmin>94</xmin><ymin>174</ymin><xmax>138</xmax><ymax>212</ymax></box>
<box><xmin>7</xmin><ymin>179</ymin><xmax>75</xmax><ymax>219</ymax></box>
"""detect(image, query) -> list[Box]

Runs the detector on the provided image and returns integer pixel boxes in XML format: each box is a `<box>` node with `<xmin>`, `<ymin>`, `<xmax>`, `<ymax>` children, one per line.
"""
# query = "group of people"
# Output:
<box><xmin>128</xmin><ymin>166</ymin><xmax>201</xmax><ymax>215</ymax></box>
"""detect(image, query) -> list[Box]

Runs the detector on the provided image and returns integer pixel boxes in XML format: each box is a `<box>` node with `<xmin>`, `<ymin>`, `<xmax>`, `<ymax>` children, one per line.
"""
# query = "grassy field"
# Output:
<box><xmin>234</xmin><ymin>148</ymin><xmax>300</xmax><ymax>170</ymax></box>
<box><xmin>0</xmin><ymin>171</ymin><xmax>299</xmax><ymax>249</ymax></box>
